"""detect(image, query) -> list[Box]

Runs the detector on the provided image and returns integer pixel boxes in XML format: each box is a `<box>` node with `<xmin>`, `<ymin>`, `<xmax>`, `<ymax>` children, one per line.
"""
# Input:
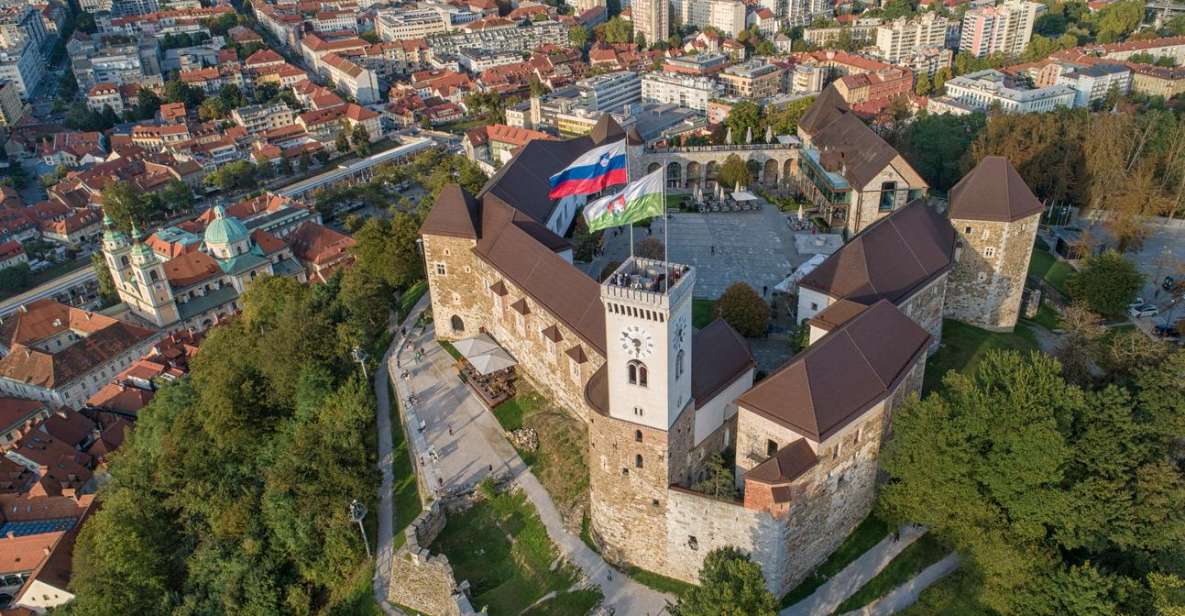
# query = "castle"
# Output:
<box><xmin>419</xmin><ymin>97</ymin><xmax>1042</xmax><ymax>594</ymax></box>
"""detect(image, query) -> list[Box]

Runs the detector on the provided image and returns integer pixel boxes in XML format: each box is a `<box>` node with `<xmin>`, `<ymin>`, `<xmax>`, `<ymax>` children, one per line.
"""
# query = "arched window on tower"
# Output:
<box><xmin>149</xmin><ymin>270</ymin><xmax>159</xmax><ymax>282</ymax></box>
<box><xmin>635</xmin><ymin>454</ymin><xmax>643</xmax><ymax>468</ymax></box>
<box><xmin>675</xmin><ymin>349</ymin><xmax>685</xmax><ymax>379</ymax></box>
<box><xmin>634</xmin><ymin>430</ymin><xmax>642</xmax><ymax>443</ymax></box>
<box><xmin>628</xmin><ymin>360</ymin><xmax>648</xmax><ymax>387</ymax></box>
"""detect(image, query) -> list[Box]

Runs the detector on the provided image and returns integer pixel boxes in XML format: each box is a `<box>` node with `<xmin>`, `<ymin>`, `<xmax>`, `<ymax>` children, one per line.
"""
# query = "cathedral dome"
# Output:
<box><xmin>204</xmin><ymin>206</ymin><xmax>249</xmax><ymax>247</ymax></box>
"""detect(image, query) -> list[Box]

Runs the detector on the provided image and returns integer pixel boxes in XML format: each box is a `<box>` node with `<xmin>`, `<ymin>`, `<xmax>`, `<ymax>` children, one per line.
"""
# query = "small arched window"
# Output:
<box><xmin>120</xmin><ymin>255</ymin><xmax>129</xmax><ymax>268</ymax></box>
<box><xmin>634</xmin><ymin>430</ymin><xmax>642</xmax><ymax>443</ymax></box>
<box><xmin>675</xmin><ymin>349</ymin><xmax>685</xmax><ymax>379</ymax></box>
<box><xmin>628</xmin><ymin>362</ymin><xmax>637</xmax><ymax>384</ymax></box>
<box><xmin>149</xmin><ymin>270</ymin><xmax>159</xmax><ymax>282</ymax></box>
<box><xmin>628</xmin><ymin>360</ymin><xmax>648</xmax><ymax>387</ymax></box>
<box><xmin>635</xmin><ymin>454</ymin><xmax>643</xmax><ymax>469</ymax></box>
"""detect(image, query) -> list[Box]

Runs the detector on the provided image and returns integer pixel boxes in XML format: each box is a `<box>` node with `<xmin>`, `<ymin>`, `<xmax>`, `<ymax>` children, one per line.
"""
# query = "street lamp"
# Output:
<box><xmin>349</xmin><ymin>499</ymin><xmax>371</xmax><ymax>559</ymax></box>
<box><xmin>351</xmin><ymin>346</ymin><xmax>368</xmax><ymax>380</ymax></box>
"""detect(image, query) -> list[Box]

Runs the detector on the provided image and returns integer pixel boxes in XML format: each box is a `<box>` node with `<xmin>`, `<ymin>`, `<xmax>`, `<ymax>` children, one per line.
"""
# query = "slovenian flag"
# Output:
<box><xmin>548</xmin><ymin>139</ymin><xmax>628</xmax><ymax>200</ymax></box>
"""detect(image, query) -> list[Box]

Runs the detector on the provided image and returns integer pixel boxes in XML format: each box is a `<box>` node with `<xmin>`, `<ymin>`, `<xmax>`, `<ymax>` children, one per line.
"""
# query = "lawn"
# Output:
<box><xmin>625</xmin><ymin>565</ymin><xmax>696</xmax><ymax>596</ymax></box>
<box><xmin>493</xmin><ymin>384</ymin><xmax>589</xmax><ymax>520</ymax></box>
<box><xmin>397</xmin><ymin>280</ymin><xmax>427</xmax><ymax>322</ymax></box>
<box><xmin>779</xmin><ymin>513</ymin><xmax>891</xmax><ymax>608</ymax></box>
<box><xmin>326</xmin><ymin>562</ymin><xmax>384</xmax><ymax>616</ymax></box>
<box><xmin>522</xmin><ymin>589</ymin><xmax>604</xmax><ymax>616</ymax></box>
<box><xmin>389</xmin><ymin>381</ymin><xmax>422</xmax><ymax>551</ymax></box>
<box><xmin>1028</xmin><ymin>247</ymin><xmax>1075</xmax><ymax>296</ymax></box>
<box><xmin>438</xmin><ymin>339</ymin><xmax>462</xmax><ymax>360</ymax></box>
<box><xmin>1023</xmin><ymin>301</ymin><xmax>1060</xmax><ymax>331</ymax></box>
<box><xmin>835</xmin><ymin>534</ymin><xmax>950</xmax><ymax>612</ymax></box>
<box><xmin>923</xmin><ymin>320</ymin><xmax>1039</xmax><ymax>393</ymax></box>
<box><xmin>692</xmin><ymin>299</ymin><xmax>716</xmax><ymax>329</ymax></box>
<box><xmin>431</xmin><ymin>486</ymin><xmax>594</xmax><ymax>615</ymax></box>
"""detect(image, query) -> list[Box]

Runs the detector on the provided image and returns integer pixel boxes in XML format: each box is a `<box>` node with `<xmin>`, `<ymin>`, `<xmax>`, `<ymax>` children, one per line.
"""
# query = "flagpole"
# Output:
<box><xmin>626</xmin><ymin>134</ymin><xmax>633</xmax><ymax>261</ymax></box>
<box><xmin>663</xmin><ymin>165</ymin><xmax>669</xmax><ymax>293</ymax></box>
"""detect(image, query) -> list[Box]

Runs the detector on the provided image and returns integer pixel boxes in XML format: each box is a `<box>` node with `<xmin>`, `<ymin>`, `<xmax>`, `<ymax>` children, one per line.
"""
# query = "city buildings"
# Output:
<box><xmin>873</xmin><ymin>13</ymin><xmax>952</xmax><ymax>64</ymax></box>
<box><xmin>640</xmin><ymin>71</ymin><xmax>722</xmax><ymax>112</ymax></box>
<box><xmin>1056</xmin><ymin>63</ymin><xmax>1131</xmax><ymax>107</ymax></box>
<box><xmin>718</xmin><ymin>60</ymin><xmax>783</xmax><ymax>99</ymax></box>
<box><xmin>936</xmin><ymin>69</ymin><xmax>1076</xmax><ymax>113</ymax></box>
<box><xmin>0</xmin><ymin>79</ymin><xmax>22</xmax><ymax>124</ymax></box>
<box><xmin>959</xmin><ymin>0</ymin><xmax>1043</xmax><ymax>58</ymax></box>
<box><xmin>0</xmin><ymin>39</ymin><xmax>42</xmax><ymax>99</ymax></box>
<box><xmin>575</xmin><ymin>70</ymin><xmax>642</xmax><ymax>113</ymax></box>
<box><xmin>833</xmin><ymin>67</ymin><xmax>913</xmax><ymax>104</ymax></box>
<box><xmin>632</xmin><ymin>0</ymin><xmax>669</xmax><ymax>45</ymax></box>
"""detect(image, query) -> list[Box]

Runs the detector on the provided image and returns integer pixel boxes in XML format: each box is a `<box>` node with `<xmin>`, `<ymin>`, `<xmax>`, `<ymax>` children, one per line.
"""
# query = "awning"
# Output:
<box><xmin>773</xmin><ymin>254</ymin><xmax>828</xmax><ymax>294</ymax></box>
<box><xmin>732</xmin><ymin>190</ymin><xmax>758</xmax><ymax>202</ymax></box>
<box><xmin>453</xmin><ymin>333</ymin><xmax>518</xmax><ymax>375</ymax></box>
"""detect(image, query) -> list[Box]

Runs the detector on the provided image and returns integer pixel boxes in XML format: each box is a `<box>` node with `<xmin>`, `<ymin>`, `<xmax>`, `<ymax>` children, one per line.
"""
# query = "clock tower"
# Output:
<box><xmin>589</xmin><ymin>256</ymin><xmax>697</xmax><ymax>573</ymax></box>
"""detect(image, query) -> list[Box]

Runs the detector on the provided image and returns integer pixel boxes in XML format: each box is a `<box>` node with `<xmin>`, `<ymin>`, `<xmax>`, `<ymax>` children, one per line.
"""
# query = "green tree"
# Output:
<box><xmin>718</xmin><ymin>154</ymin><xmax>751</xmax><ymax>188</ymax></box>
<box><xmin>164</xmin><ymin>79</ymin><xmax>203</xmax><ymax>107</ymax></box>
<box><xmin>198</xmin><ymin>96</ymin><xmax>228</xmax><ymax>120</ymax></box>
<box><xmin>714</xmin><ymin>282</ymin><xmax>767</xmax><ymax>337</ymax></box>
<box><xmin>335</xmin><ymin>129</ymin><xmax>350</xmax><ymax>153</ymax></box>
<box><xmin>1065</xmin><ymin>251</ymin><xmax>1143</xmax><ymax>317</ymax></box>
<box><xmin>133</xmin><ymin>87</ymin><xmax>163</xmax><ymax>120</ymax></box>
<box><xmin>763</xmin><ymin>96</ymin><xmax>815</xmax><ymax>136</ymax></box>
<box><xmin>91</xmin><ymin>252</ymin><xmax>119</xmax><ymax>306</ymax></box>
<box><xmin>932</xmin><ymin>66</ymin><xmax>952</xmax><ymax>92</ymax></box>
<box><xmin>671</xmin><ymin>547</ymin><xmax>777</xmax><ymax>616</ymax></box>
<box><xmin>635</xmin><ymin>236</ymin><xmax>665</xmax><ymax>260</ymax></box>
<box><xmin>101</xmin><ymin>180</ymin><xmax>147</xmax><ymax>233</ymax></box>
<box><xmin>350</xmin><ymin>124</ymin><xmax>371</xmax><ymax>157</ymax></box>
<box><xmin>879</xmin><ymin>349</ymin><xmax>1185</xmax><ymax>615</ymax></box>
<box><xmin>724</xmin><ymin>101</ymin><xmax>761</xmax><ymax>145</ymax></box>
<box><xmin>635</xmin><ymin>32</ymin><xmax>647</xmax><ymax>49</ymax></box>
<box><xmin>603</xmin><ymin>16</ymin><xmax>632</xmax><ymax>43</ymax></box>
<box><xmin>892</xmin><ymin>112</ymin><xmax>986</xmax><ymax>191</ymax></box>
<box><xmin>691</xmin><ymin>453</ymin><xmax>735</xmax><ymax>500</ymax></box>
<box><xmin>351</xmin><ymin>212</ymin><xmax>424</xmax><ymax>290</ymax></box>
<box><xmin>914</xmin><ymin>72</ymin><xmax>932</xmax><ymax>96</ymax></box>
<box><xmin>569</xmin><ymin>25</ymin><xmax>590</xmax><ymax>48</ymax></box>
<box><xmin>1093</xmin><ymin>0</ymin><xmax>1142</xmax><ymax>43</ymax></box>
<box><xmin>0</xmin><ymin>263</ymin><xmax>31</xmax><ymax>293</ymax></box>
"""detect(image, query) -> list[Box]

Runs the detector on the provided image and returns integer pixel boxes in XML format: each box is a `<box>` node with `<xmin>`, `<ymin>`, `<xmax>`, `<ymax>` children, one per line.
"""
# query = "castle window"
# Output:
<box><xmin>675</xmin><ymin>349</ymin><xmax>685</xmax><ymax>379</ymax></box>
<box><xmin>635</xmin><ymin>430</ymin><xmax>642</xmax><ymax>443</ymax></box>
<box><xmin>633</xmin><ymin>406</ymin><xmax>644</xmax><ymax>417</ymax></box>
<box><xmin>450</xmin><ymin>315</ymin><xmax>465</xmax><ymax>332</ymax></box>
<box><xmin>964</xmin><ymin>226</ymin><xmax>972</xmax><ymax>234</ymax></box>
<box><xmin>149</xmin><ymin>270</ymin><xmax>159</xmax><ymax>282</ymax></box>
<box><xmin>688</xmin><ymin>536</ymin><xmax>698</xmax><ymax>550</ymax></box>
<box><xmin>622</xmin><ymin>467</ymin><xmax>629</xmax><ymax>476</ymax></box>
<box><xmin>120</xmin><ymin>256</ymin><xmax>129</xmax><ymax>267</ymax></box>
<box><xmin>879</xmin><ymin>181</ymin><xmax>897</xmax><ymax>211</ymax></box>
<box><xmin>984</xmin><ymin>247</ymin><xmax>995</xmax><ymax>257</ymax></box>
<box><xmin>435</xmin><ymin>263</ymin><xmax>446</xmax><ymax>275</ymax></box>
<box><xmin>635</xmin><ymin>454</ymin><xmax>643</xmax><ymax>468</ymax></box>
<box><xmin>766</xmin><ymin>439</ymin><xmax>778</xmax><ymax>456</ymax></box>
<box><xmin>977</xmin><ymin>272</ymin><xmax>987</xmax><ymax>282</ymax></box>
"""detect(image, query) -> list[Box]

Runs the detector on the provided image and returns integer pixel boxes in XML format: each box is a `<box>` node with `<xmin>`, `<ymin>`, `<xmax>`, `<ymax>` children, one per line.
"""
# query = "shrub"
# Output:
<box><xmin>714</xmin><ymin>283</ymin><xmax>769</xmax><ymax>337</ymax></box>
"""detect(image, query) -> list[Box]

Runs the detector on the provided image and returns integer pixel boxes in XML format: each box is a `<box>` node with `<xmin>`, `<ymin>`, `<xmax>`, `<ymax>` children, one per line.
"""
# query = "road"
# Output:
<box><xmin>0</xmin><ymin>265</ymin><xmax>95</xmax><ymax>317</ymax></box>
<box><xmin>840</xmin><ymin>554</ymin><xmax>959</xmax><ymax>616</ymax></box>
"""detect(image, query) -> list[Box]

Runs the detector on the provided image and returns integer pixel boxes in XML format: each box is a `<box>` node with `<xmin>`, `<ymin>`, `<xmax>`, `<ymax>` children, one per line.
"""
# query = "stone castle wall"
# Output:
<box><xmin>663</xmin><ymin>487</ymin><xmax>789</xmax><ymax>587</ymax></box>
<box><xmin>421</xmin><ymin>234</ymin><xmax>606</xmax><ymax>420</ymax></box>
<box><xmin>389</xmin><ymin>502</ymin><xmax>477</xmax><ymax>616</ymax></box>
<box><xmin>945</xmin><ymin>213</ymin><xmax>1039</xmax><ymax>331</ymax></box>
<box><xmin>898</xmin><ymin>273</ymin><xmax>948</xmax><ymax>353</ymax></box>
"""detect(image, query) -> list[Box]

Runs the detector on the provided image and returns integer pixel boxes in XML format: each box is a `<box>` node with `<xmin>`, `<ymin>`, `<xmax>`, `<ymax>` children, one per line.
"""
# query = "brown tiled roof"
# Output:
<box><xmin>0</xmin><ymin>531</ymin><xmax>63</xmax><ymax>576</ymax></box>
<box><xmin>691</xmin><ymin>319</ymin><xmax>753</xmax><ymax>409</ymax></box>
<box><xmin>807</xmin><ymin>298</ymin><xmax>868</xmax><ymax>332</ymax></box>
<box><xmin>17</xmin><ymin>500</ymin><xmax>97</xmax><ymax>600</ymax></box>
<box><xmin>420</xmin><ymin>184</ymin><xmax>479</xmax><ymax>239</ymax></box>
<box><xmin>810</xmin><ymin>112</ymin><xmax>910</xmax><ymax>189</ymax></box>
<box><xmin>0</xmin><ymin>398</ymin><xmax>44</xmax><ymax>433</ymax></box>
<box><xmin>0</xmin><ymin>300</ymin><xmax>122</xmax><ymax>348</ymax></box>
<box><xmin>163</xmin><ymin>252</ymin><xmax>222</xmax><ymax>288</ymax></box>
<box><xmin>948</xmin><ymin>156</ymin><xmax>1044</xmax><ymax>223</ymax></box>
<box><xmin>798</xmin><ymin>84</ymin><xmax>850</xmax><ymax>136</ymax></box>
<box><xmin>41</xmin><ymin>411</ymin><xmax>95</xmax><ymax>448</ymax></box>
<box><xmin>0</xmin><ymin>315</ymin><xmax>155</xmax><ymax>389</ymax></box>
<box><xmin>799</xmin><ymin>202</ymin><xmax>955</xmax><ymax>306</ymax></box>
<box><xmin>85</xmin><ymin>383</ymin><xmax>153</xmax><ymax>416</ymax></box>
<box><xmin>289</xmin><ymin>222</ymin><xmax>355</xmax><ymax>266</ymax></box>
<box><xmin>737</xmin><ymin>300</ymin><xmax>929</xmax><ymax>442</ymax></box>
<box><xmin>745</xmin><ymin>438</ymin><xmax>817</xmax><ymax>484</ymax></box>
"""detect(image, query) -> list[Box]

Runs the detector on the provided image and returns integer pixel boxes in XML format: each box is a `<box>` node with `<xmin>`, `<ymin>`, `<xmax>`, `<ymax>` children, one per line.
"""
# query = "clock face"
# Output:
<box><xmin>619</xmin><ymin>325</ymin><xmax>655</xmax><ymax>359</ymax></box>
<box><xmin>673</xmin><ymin>315</ymin><xmax>688</xmax><ymax>351</ymax></box>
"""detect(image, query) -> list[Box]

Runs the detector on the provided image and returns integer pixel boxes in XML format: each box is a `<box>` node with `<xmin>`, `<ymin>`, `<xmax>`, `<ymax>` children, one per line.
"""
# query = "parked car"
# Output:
<box><xmin>1153</xmin><ymin>324</ymin><xmax>1180</xmax><ymax>341</ymax></box>
<box><xmin>1164</xmin><ymin>276</ymin><xmax>1176</xmax><ymax>291</ymax></box>
<box><xmin>1129</xmin><ymin>304</ymin><xmax>1160</xmax><ymax>318</ymax></box>
<box><xmin>1129</xmin><ymin>298</ymin><xmax>1145</xmax><ymax>310</ymax></box>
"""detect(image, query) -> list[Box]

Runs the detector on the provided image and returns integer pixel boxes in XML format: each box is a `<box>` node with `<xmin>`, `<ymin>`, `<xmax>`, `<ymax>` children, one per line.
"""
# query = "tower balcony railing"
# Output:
<box><xmin>601</xmin><ymin>256</ymin><xmax>695</xmax><ymax>309</ymax></box>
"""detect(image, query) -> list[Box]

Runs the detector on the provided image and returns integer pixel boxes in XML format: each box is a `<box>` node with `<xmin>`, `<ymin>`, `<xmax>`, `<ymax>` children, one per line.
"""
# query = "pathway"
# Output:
<box><xmin>372</xmin><ymin>297</ymin><xmax>431</xmax><ymax>615</ymax></box>
<box><xmin>840</xmin><ymin>553</ymin><xmax>959</xmax><ymax>616</ymax></box>
<box><xmin>391</xmin><ymin>317</ymin><xmax>671</xmax><ymax>615</ymax></box>
<box><xmin>781</xmin><ymin>525</ymin><xmax>926</xmax><ymax>616</ymax></box>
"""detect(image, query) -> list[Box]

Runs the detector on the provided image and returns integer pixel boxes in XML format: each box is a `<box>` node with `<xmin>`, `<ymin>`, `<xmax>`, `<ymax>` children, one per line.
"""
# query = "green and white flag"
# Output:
<box><xmin>583</xmin><ymin>168</ymin><xmax>664</xmax><ymax>232</ymax></box>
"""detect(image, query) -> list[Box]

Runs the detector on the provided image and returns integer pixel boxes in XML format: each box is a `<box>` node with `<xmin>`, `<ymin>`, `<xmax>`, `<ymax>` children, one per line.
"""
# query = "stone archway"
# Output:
<box><xmin>451</xmin><ymin>314</ymin><xmax>465</xmax><ymax>333</ymax></box>
<box><xmin>666</xmin><ymin>162</ymin><xmax>682</xmax><ymax>189</ymax></box>
<box><xmin>705</xmin><ymin>161</ymin><xmax>719</xmax><ymax>187</ymax></box>
<box><xmin>647</xmin><ymin>162</ymin><xmax>662</xmax><ymax>174</ymax></box>
<box><xmin>686</xmin><ymin>161</ymin><xmax>702</xmax><ymax>188</ymax></box>
<box><xmin>783</xmin><ymin>159</ymin><xmax>795</xmax><ymax>182</ymax></box>
<box><xmin>763</xmin><ymin>159</ymin><xmax>779</xmax><ymax>185</ymax></box>
<box><xmin>745</xmin><ymin>160</ymin><xmax>761</xmax><ymax>185</ymax></box>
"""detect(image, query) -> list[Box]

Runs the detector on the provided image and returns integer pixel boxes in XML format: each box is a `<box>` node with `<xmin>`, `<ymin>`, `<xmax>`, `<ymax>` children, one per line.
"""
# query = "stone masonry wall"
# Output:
<box><xmin>389</xmin><ymin>502</ymin><xmax>477</xmax><ymax>616</ymax></box>
<box><xmin>734</xmin><ymin>409</ymin><xmax>812</xmax><ymax>482</ymax></box>
<box><xmin>774</xmin><ymin>402</ymin><xmax>887</xmax><ymax>596</ymax></box>
<box><xmin>945</xmin><ymin>213</ymin><xmax>1040</xmax><ymax>331</ymax></box>
<box><xmin>898</xmin><ymin>273</ymin><xmax>948</xmax><ymax>354</ymax></box>
<box><xmin>663</xmin><ymin>487</ymin><xmax>789</xmax><ymax>587</ymax></box>
<box><xmin>421</xmin><ymin>233</ymin><xmax>606</xmax><ymax>420</ymax></box>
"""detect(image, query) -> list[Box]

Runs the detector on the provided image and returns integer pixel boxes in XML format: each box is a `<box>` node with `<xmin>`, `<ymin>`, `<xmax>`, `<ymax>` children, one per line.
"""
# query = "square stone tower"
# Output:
<box><xmin>944</xmin><ymin>156</ymin><xmax>1043</xmax><ymax>331</ymax></box>
<box><xmin>589</xmin><ymin>256</ymin><xmax>697</xmax><ymax>572</ymax></box>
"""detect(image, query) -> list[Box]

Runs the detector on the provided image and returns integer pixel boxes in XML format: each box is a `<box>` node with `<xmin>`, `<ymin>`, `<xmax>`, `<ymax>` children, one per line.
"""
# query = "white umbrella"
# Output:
<box><xmin>765</xmin><ymin>125</ymin><xmax>772</xmax><ymax>143</ymax></box>
<box><xmin>725</xmin><ymin>126</ymin><xmax>732</xmax><ymax>144</ymax></box>
<box><xmin>735</xmin><ymin>180</ymin><xmax>742</xmax><ymax>193</ymax></box>
<box><xmin>453</xmin><ymin>333</ymin><xmax>499</xmax><ymax>357</ymax></box>
<box><xmin>468</xmin><ymin>348</ymin><xmax>517</xmax><ymax>375</ymax></box>
<box><xmin>746</xmin><ymin>126</ymin><xmax>752</xmax><ymax>144</ymax></box>
<box><xmin>798</xmin><ymin>202</ymin><xmax>805</xmax><ymax>222</ymax></box>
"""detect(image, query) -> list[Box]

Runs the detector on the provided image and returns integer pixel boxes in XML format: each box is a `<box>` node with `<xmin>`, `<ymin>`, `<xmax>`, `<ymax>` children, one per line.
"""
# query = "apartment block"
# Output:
<box><xmin>640</xmin><ymin>71</ymin><xmax>721</xmax><ymax>111</ymax></box>
<box><xmin>959</xmin><ymin>1</ymin><xmax>1043</xmax><ymax>58</ymax></box>
<box><xmin>874</xmin><ymin>13</ymin><xmax>952</xmax><ymax>64</ymax></box>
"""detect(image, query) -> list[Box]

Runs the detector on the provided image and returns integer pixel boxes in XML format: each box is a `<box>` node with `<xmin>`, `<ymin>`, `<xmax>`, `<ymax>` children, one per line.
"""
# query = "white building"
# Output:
<box><xmin>457</xmin><ymin>47</ymin><xmax>522</xmax><ymax>73</ymax></box>
<box><xmin>640</xmin><ymin>71</ymin><xmax>722</xmax><ymax>112</ymax></box>
<box><xmin>232</xmin><ymin>102</ymin><xmax>296</xmax><ymax>134</ymax></box>
<box><xmin>940</xmin><ymin>69</ymin><xmax>1075</xmax><ymax>113</ymax></box>
<box><xmin>708</xmin><ymin>0</ymin><xmax>746</xmax><ymax>36</ymax></box>
<box><xmin>375</xmin><ymin>8</ymin><xmax>450</xmax><ymax>40</ymax></box>
<box><xmin>577</xmin><ymin>71</ymin><xmax>641</xmax><ymax>113</ymax></box>
<box><xmin>1056</xmin><ymin>62</ymin><xmax>1131</xmax><ymax>108</ymax></box>
<box><xmin>874</xmin><ymin>13</ymin><xmax>952</xmax><ymax>64</ymax></box>
<box><xmin>633</xmin><ymin>0</ymin><xmax>669</xmax><ymax>44</ymax></box>
<box><xmin>787</xmin><ymin>0</ymin><xmax>835</xmax><ymax>27</ymax></box>
<box><xmin>959</xmin><ymin>0</ymin><xmax>1043</xmax><ymax>58</ymax></box>
<box><xmin>0</xmin><ymin>39</ymin><xmax>42</xmax><ymax>99</ymax></box>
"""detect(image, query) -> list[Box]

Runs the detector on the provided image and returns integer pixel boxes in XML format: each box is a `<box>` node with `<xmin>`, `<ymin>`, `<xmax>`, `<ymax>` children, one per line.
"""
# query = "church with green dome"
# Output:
<box><xmin>100</xmin><ymin>196</ymin><xmax>355</xmax><ymax>331</ymax></box>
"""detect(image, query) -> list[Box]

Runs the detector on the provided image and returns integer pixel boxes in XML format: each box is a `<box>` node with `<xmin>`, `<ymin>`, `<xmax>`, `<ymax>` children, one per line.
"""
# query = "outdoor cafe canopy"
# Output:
<box><xmin>732</xmin><ymin>190</ymin><xmax>758</xmax><ymax>202</ymax></box>
<box><xmin>453</xmin><ymin>333</ymin><xmax>518</xmax><ymax>375</ymax></box>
